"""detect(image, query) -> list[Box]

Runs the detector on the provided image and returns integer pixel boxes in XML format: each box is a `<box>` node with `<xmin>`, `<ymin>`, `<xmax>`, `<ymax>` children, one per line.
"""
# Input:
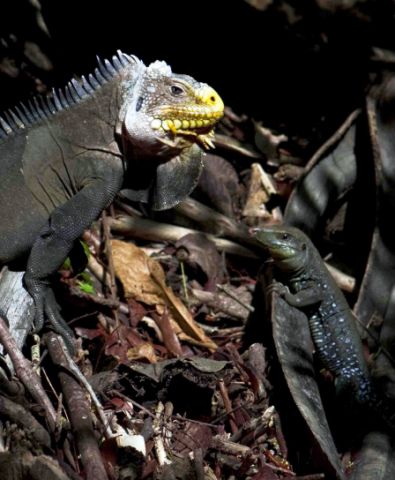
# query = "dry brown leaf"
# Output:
<box><xmin>242</xmin><ymin>163</ymin><xmax>277</xmax><ymax>219</ymax></box>
<box><xmin>148</xmin><ymin>264</ymin><xmax>217</xmax><ymax>351</ymax></box>
<box><xmin>111</xmin><ymin>240</ymin><xmax>164</xmax><ymax>305</ymax></box>
<box><xmin>112</xmin><ymin>240</ymin><xmax>217</xmax><ymax>351</ymax></box>
<box><xmin>127</xmin><ymin>343</ymin><xmax>158</xmax><ymax>363</ymax></box>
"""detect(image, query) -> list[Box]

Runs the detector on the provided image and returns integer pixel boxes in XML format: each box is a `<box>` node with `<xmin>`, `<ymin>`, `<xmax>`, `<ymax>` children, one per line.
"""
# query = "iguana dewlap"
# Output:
<box><xmin>0</xmin><ymin>51</ymin><xmax>223</xmax><ymax>350</ymax></box>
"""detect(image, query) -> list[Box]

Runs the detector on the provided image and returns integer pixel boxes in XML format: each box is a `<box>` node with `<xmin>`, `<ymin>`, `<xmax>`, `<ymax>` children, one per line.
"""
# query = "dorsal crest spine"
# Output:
<box><xmin>0</xmin><ymin>50</ymin><xmax>137</xmax><ymax>139</ymax></box>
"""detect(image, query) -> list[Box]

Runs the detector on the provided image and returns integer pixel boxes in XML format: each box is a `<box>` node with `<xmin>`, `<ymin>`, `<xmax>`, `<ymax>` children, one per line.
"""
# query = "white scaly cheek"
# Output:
<box><xmin>123</xmin><ymin>109</ymin><xmax>170</xmax><ymax>158</ymax></box>
<box><xmin>124</xmin><ymin>110</ymin><xmax>153</xmax><ymax>145</ymax></box>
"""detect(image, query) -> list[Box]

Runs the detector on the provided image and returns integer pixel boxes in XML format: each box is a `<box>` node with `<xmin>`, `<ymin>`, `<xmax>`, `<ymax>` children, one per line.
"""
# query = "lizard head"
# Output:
<box><xmin>119</xmin><ymin>58</ymin><xmax>224</xmax><ymax>210</ymax></box>
<box><xmin>122</xmin><ymin>60</ymin><xmax>224</xmax><ymax>156</ymax></box>
<box><xmin>251</xmin><ymin>225</ymin><xmax>310</xmax><ymax>273</ymax></box>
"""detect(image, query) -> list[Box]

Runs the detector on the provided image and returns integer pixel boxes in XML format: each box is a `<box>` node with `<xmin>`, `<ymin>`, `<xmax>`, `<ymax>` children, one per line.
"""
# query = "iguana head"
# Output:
<box><xmin>252</xmin><ymin>225</ymin><xmax>310</xmax><ymax>273</ymax></box>
<box><xmin>122</xmin><ymin>60</ymin><xmax>223</xmax><ymax>155</ymax></box>
<box><xmin>120</xmin><ymin>57</ymin><xmax>224</xmax><ymax>210</ymax></box>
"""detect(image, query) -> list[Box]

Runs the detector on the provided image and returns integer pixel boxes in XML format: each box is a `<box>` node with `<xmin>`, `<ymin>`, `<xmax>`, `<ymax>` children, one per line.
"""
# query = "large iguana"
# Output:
<box><xmin>0</xmin><ymin>51</ymin><xmax>224</xmax><ymax>350</ymax></box>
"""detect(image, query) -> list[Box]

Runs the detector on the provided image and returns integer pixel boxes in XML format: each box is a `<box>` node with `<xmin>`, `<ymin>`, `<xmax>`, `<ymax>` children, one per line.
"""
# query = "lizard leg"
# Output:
<box><xmin>267</xmin><ymin>280</ymin><xmax>324</xmax><ymax>307</ymax></box>
<box><xmin>24</xmin><ymin>172</ymin><xmax>122</xmax><ymax>352</ymax></box>
<box><xmin>282</xmin><ymin>285</ymin><xmax>323</xmax><ymax>308</ymax></box>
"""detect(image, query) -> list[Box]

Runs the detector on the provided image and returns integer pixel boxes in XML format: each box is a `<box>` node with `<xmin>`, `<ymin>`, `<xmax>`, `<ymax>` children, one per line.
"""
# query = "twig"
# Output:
<box><xmin>325</xmin><ymin>263</ymin><xmax>355</xmax><ymax>293</ymax></box>
<box><xmin>87</xmin><ymin>255</ymin><xmax>111</xmax><ymax>289</ymax></box>
<box><xmin>302</xmin><ymin>109</ymin><xmax>361</xmax><ymax>172</ymax></box>
<box><xmin>102</xmin><ymin>212</ymin><xmax>119</xmax><ymax>323</ymax></box>
<box><xmin>210</xmin><ymin>434</ymin><xmax>251</xmax><ymax>456</ymax></box>
<box><xmin>261</xmin><ymin>457</ymin><xmax>295</xmax><ymax>476</ymax></box>
<box><xmin>108</xmin><ymin>390</ymin><xmax>156</xmax><ymax>419</ymax></box>
<box><xmin>109</xmin><ymin>215</ymin><xmax>258</xmax><ymax>259</ymax></box>
<box><xmin>354</xmin><ymin>315</ymin><xmax>395</xmax><ymax>366</ymax></box>
<box><xmin>40</xmin><ymin>366</ymin><xmax>68</xmax><ymax>427</ymax></box>
<box><xmin>0</xmin><ymin>314</ymin><xmax>57</xmax><ymax>431</ymax></box>
<box><xmin>273</xmin><ymin>411</ymin><xmax>288</xmax><ymax>459</ymax></box>
<box><xmin>31</xmin><ymin>334</ymin><xmax>41</xmax><ymax>374</ymax></box>
<box><xmin>69</xmin><ymin>286</ymin><xmax>129</xmax><ymax>315</ymax></box>
<box><xmin>179</xmin><ymin>261</ymin><xmax>189</xmax><ymax>304</ymax></box>
<box><xmin>216</xmin><ymin>284</ymin><xmax>255</xmax><ymax>313</ymax></box>
<box><xmin>194</xmin><ymin>448</ymin><xmax>205</xmax><ymax>480</ymax></box>
<box><xmin>45</xmin><ymin>332</ymin><xmax>109</xmax><ymax>480</ymax></box>
<box><xmin>46</xmin><ymin>333</ymin><xmax>113</xmax><ymax>440</ymax></box>
<box><xmin>175</xmin><ymin>197</ymin><xmax>251</xmax><ymax>242</ymax></box>
<box><xmin>218</xmin><ymin>379</ymin><xmax>238</xmax><ymax>434</ymax></box>
<box><xmin>293</xmin><ymin>475</ymin><xmax>325</xmax><ymax>480</ymax></box>
<box><xmin>0</xmin><ymin>393</ymin><xmax>51</xmax><ymax>447</ymax></box>
<box><xmin>153</xmin><ymin>402</ymin><xmax>172</xmax><ymax>466</ymax></box>
<box><xmin>82</xmin><ymin>229</ymin><xmax>101</xmax><ymax>254</ymax></box>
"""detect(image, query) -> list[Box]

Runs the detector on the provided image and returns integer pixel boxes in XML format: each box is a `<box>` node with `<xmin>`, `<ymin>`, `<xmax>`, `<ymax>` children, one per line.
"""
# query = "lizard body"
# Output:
<box><xmin>0</xmin><ymin>51</ymin><xmax>223</xmax><ymax>349</ymax></box>
<box><xmin>252</xmin><ymin>225</ymin><xmax>394</xmax><ymax>428</ymax></box>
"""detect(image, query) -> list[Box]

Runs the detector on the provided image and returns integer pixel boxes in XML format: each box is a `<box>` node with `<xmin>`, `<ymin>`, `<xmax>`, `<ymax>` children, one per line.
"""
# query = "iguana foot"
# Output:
<box><xmin>23</xmin><ymin>277</ymin><xmax>76</xmax><ymax>354</ymax></box>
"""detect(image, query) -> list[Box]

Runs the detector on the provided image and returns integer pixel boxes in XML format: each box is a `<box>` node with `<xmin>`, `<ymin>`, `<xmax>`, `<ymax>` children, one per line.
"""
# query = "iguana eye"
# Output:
<box><xmin>282</xmin><ymin>233</ymin><xmax>288</xmax><ymax>240</ymax></box>
<box><xmin>170</xmin><ymin>85</ymin><xmax>185</xmax><ymax>96</ymax></box>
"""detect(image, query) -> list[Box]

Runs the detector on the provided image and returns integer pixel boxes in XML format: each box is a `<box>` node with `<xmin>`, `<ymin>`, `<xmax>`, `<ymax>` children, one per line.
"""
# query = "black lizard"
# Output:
<box><xmin>252</xmin><ymin>225</ymin><xmax>395</xmax><ymax>430</ymax></box>
<box><xmin>0</xmin><ymin>51</ymin><xmax>223</xmax><ymax>350</ymax></box>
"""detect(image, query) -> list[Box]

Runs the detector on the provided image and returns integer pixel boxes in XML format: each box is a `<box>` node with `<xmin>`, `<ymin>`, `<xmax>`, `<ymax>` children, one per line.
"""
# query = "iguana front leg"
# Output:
<box><xmin>24</xmin><ymin>167</ymin><xmax>123</xmax><ymax>352</ymax></box>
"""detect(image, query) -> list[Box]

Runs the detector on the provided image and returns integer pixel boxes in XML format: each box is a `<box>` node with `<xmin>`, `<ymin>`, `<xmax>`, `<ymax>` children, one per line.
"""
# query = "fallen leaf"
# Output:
<box><xmin>127</xmin><ymin>343</ymin><xmax>158</xmax><ymax>363</ymax></box>
<box><xmin>242</xmin><ymin>163</ymin><xmax>277</xmax><ymax>218</ymax></box>
<box><xmin>105</xmin><ymin>323</ymin><xmax>154</xmax><ymax>364</ymax></box>
<box><xmin>111</xmin><ymin>240</ymin><xmax>164</xmax><ymax>306</ymax></box>
<box><xmin>148</xmin><ymin>262</ymin><xmax>217</xmax><ymax>351</ymax></box>
<box><xmin>112</xmin><ymin>240</ymin><xmax>217</xmax><ymax>351</ymax></box>
<box><xmin>175</xmin><ymin>232</ymin><xmax>224</xmax><ymax>291</ymax></box>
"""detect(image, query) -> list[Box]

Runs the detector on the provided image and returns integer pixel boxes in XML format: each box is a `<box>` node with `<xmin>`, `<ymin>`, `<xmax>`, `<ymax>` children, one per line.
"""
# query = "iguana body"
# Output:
<box><xmin>0</xmin><ymin>51</ymin><xmax>223</xmax><ymax>349</ymax></box>
<box><xmin>252</xmin><ymin>225</ymin><xmax>394</xmax><ymax>429</ymax></box>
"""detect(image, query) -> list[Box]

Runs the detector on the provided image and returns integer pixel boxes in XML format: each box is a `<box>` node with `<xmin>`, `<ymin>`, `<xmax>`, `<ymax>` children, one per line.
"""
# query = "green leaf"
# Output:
<box><xmin>77</xmin><ymin>279</ymin><xmax>95</xmax><ymax>294</ymax></box>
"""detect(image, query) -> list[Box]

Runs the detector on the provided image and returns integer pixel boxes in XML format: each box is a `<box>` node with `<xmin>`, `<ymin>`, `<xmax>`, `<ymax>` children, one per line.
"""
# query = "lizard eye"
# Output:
<box><xmin>302</xmin><ymin>243</ymin><xmax>307</xmax><ymax>250</ymax></box>
<box><xmin>170</xmin><ymin>85</ymin><xmax>185</xmax><ymax>96</ymax></box>
<box><xmin>282</xmin><ymin>233</ymin><xmax>288</xmax><ymax>240</ymax></box>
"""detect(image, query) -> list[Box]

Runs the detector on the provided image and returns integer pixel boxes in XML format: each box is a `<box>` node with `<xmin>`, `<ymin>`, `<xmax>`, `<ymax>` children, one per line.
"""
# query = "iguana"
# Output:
<box><xmin>0</xmin><ymin>51</ymin><xmax>224</xmax><ymax>350</ymax></box>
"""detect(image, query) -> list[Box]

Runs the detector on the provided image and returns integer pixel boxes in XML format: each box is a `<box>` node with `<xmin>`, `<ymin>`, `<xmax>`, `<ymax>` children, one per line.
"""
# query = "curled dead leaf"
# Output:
<box><xmin>127</xmin><ymin>343</ymin><xmax>158</xmax><ymax>363</ymax></box>
<box><xmin>112</xmin><ymin>240</ymin><xmax>217</xmax><ymax>351</ymax></box>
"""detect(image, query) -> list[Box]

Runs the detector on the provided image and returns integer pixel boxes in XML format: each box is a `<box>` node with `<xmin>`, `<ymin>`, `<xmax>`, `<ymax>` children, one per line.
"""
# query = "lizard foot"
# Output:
<box><xmin>267</xmin><ymin>281</ymin><xmax>289</xmax><ymax>298</ymax></box>
<box><xmin>23</xmin><ymin>277</ymin><xmax>76</xmax><ymax>354</ymax></box>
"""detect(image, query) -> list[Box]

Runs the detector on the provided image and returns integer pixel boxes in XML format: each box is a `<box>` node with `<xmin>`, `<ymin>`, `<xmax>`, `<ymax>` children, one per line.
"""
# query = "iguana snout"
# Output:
<box><xmin>149</xmin><ymin>82</ymin><xmax>224</xmax><ymax>150</ymax></box>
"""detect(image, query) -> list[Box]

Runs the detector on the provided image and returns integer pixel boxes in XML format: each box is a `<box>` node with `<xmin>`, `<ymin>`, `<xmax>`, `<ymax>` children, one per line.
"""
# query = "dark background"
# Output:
<box><xmin>1</xmin><ymin>0</ymin><xmax>395</xmax><ymax>153</ymax></box>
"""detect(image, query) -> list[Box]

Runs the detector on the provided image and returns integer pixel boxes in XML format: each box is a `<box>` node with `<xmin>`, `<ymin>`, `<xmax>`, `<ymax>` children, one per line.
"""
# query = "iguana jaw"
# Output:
<box><xmin>149</xmin><ymin>84</ymin><xmax>224</xmax><ymax>150</ymax></box>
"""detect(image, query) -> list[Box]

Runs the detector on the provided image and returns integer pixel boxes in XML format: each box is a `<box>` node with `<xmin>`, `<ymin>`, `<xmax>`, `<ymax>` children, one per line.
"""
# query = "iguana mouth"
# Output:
<box><xmin>149</xmin><ymin>86</ymin><xmax>224</xmax><ymax>149</ymax></box>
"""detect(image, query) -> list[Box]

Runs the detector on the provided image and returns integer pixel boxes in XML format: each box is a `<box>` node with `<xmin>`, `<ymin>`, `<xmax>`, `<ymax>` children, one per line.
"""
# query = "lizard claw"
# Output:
<box><xmin>267</xmin><ymin>281</ymin><xmax>288</xmax><ymax>298</ymax></box>
<box><xmin>24</xmin><ymin>277</ymin><xmax>76</xmax><ymax>354</ymax></box>
<box><xmin>44</xmin><ymin>289</ymin><xmax>76</xmax><ymax>354</ymax></box>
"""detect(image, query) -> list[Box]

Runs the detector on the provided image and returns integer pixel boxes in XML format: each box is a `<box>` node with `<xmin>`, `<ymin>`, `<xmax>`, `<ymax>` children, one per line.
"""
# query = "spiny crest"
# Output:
<box><xmin>0</xmin><ymin>50</ymin><xmax>138</xmax><ymax>140</ymax></box>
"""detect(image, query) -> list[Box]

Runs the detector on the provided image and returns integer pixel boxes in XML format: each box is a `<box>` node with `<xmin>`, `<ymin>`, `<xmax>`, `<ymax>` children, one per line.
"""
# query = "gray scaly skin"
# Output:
<box><xmin>0</xmin><ymin>51</ymin><xmax>223</xmax><ymax>350</ymax></box>
<box><xmin>252</xmin><ymin>225</ymin><xmax>395</xmax><ymax>429</ymax></box>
